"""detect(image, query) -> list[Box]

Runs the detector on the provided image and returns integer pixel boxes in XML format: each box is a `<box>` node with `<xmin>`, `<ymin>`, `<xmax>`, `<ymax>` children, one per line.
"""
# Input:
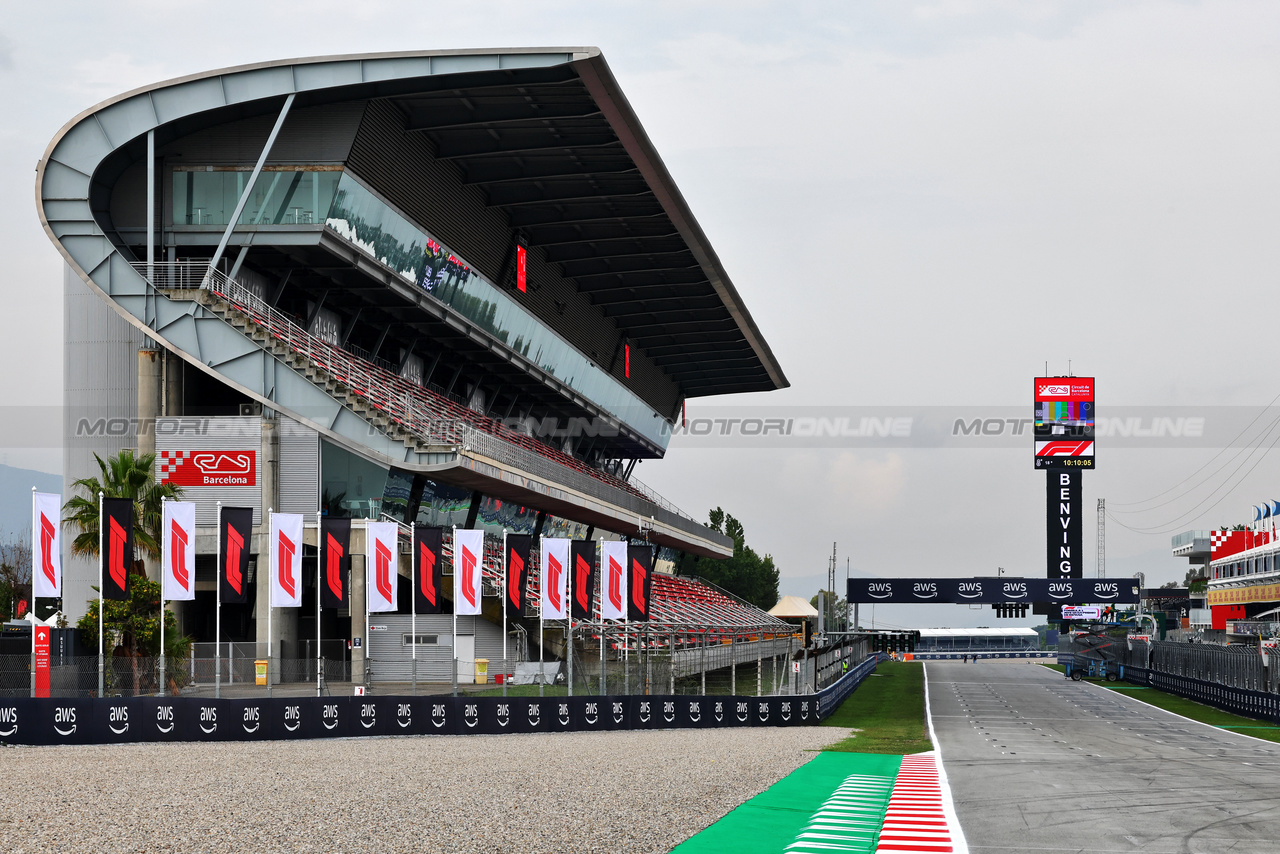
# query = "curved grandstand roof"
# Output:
<box><xmin>40</xmin><ymin>47</ymin><xmax>788</xmax><ymax>402</ymax></box>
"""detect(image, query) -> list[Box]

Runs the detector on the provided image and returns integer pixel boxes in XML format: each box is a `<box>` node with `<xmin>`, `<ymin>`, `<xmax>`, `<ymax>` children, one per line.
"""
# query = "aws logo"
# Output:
<box><xmin>688</xmin><ymin>702</ymin><xmax>701</xmax><ymax>723</ymax></box>
<box><xmin>557</xmin><ymin>703</ymin><xmax>571</xmax><ymax>727</ymax></box>
<box><xmin>714</xmin><ymin>702</ymin><xmax>724</xmax><ymax>723</ymax></box>
<box><xmin>757</xmin><ymin>702</ymin><xmax>770</xmax><ymax>723</ymax></box>
<box><xmin>109</xmin><ymin>705</ymin><xmax>130</xmax><ymax>735</ymax></box>
<box><xmin>663</xmin><ymin>701</ymin><xmax>675</xmax><ymax>725</ymax></box>
<box><xmin>736</xmin><ymin>701</ymin><xmax>749</xmax><ymax>723</ymax></box>
<box><xmin>799</xmin><ymin>701</ymin><xmax>810</xmax><ymax>721</ymax></box>
<box><xmin>867</xmin><ymin>582</ymin><xmax>893</xmax><ymax>599</ymax></box>
<box><xmin>396</xmin><ymin>703</ymin><xmax>412</xmax><ymax>730</ymax></box>
<box><xmin>283</xmin><ymin>704</ymin><xmax>301</xmax><ymax>733</ymax></box>
<box><xmin>496</xmin><ymin>703</ymin><xmax>511</xmax><ymax>729</ymax></box>
<box><xmin>0</xmin><ymin>706</ymin><xmax>18</xmax><ymax>737</ymax></box>
<box><xmin>359</xmin><ymin>703</ymin><xmax>377</xmax><ymax>730</ymax></box>
<box><xmin>912</xmin><ymin>582</ymin><xmax>938</xmax><ymax>600</ymax></box>
<box><xmin>242</xmin><ymin>705</ymin><xmax>261</xmax><ymax>734</ymax></box>
<box><xmin>584</xmin><ymin>702</ymin><xmax>599</xmax><ymax>726</ymax></box>
<box><xmin>54</xmin><ymin>706</ymin><xmax>77</xmax><ymax>737</ymax></box>
<box><xmin>780</xmin><ymin>701</ymin><xmax>792</xmax><ymax>722</ymax></box>
<box><xmin>638</xmin><ymin>701</ymin><xmax>651</xmax><ymax>724</ymax></box>
<box><xmin>957</xmin><ymin>582</ymin><xmax>983</xmax><ymax>599</ymax></box>
<box><xmin>464</xmin><ymin>703</ymin><xmax>479</xmax><ymax>729</ymax></box>
<box><xmin>1094</xmin><ymin>583</ymin><xmax>1120</xmax><ymax>600</ymax></box>
<box><xmin>527</xmin><ymin>702</ymin><xmax>541</xmax><ymax>728</ymax></box>
<box><xmin>1001</xmin><ymin>582</ymin><xmax>1028</xmax><ymax>599</ymax></box>
<box><xmin>432</xmin><ymin>704</ymin><xmax>448</xmax><ymax>729</ymax></box>
<box><xmin>155</xmin><ymin>704</ymin><xmax>175</xmax><ymax>734</ymax></box>
<box><xmin>322</xmin><ymin>703</ymin><xmax>340</xmax><ymax>731</ymax></box>
<box><xmin>612</xmin><ymin>702</ymin><xmax>625</xmax><ymax>725</ymax></box>
<box><xmin>1048</xmin><ymin>582</ymin><xmax>1074</xmax><ymax>600</ymax></box>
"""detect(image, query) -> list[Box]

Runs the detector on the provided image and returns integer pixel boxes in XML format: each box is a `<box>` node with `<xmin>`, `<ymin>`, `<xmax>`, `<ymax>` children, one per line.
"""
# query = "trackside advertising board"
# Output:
<box><xmin>1034</xmin><ymin>377</ymin><xmax>1095</xmax><ymax>470</ymax></box>
<box><xmin>847</xmin><ymin>577</ymin><xmax>1139</xmax><ymax>604</ymax></box>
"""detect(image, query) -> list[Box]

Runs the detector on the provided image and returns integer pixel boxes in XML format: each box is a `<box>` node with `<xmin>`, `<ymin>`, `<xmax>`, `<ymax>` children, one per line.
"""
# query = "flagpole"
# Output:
<box><xmin>267</xmin><ymin>508</ymin><xmax>273</xmax><ymax>699</ymax></box>
<box><xmin>215</xmin><ymin>500</ymin><xmax>221</xmax><ymax>700</ymax></box>
<box><xmin>98</xmin><ymin>490</ymin><xmax>104</xmax><ymax>699</ymax></box>
<box><xmin>316</xmin><ymin>510</ymin><xmax>322</xmax><ymax>698</ymax></box>
<box><xmin>451</xmin><ymin>525</ymin><xmax>457</xmax><ymax>699</ymax></box>
<box><xmin>539</xmin><ymin>536</ymin><xmax>544</xmax><ymax>698</ymax></box>
<box><xmin>363</xmin><ymin>519</ymin><xmax>369</xmax><ymax>693</ymax></box>
<box><xmin>411</xmin><ymin>520</ymin><xmax>418</xmax><ymax>697</ymax></box>
<box><xmin>30</xmin><ymin>487</ymin><xmax>36</xmax><ymax>699</ymax></box>
<box><xmin>501</xmin><ymin>530</ymin><xmax>507</xmax><ymax>699</ymax></box>
<box><xmin>159</xmin><ymin>496</ymin><xmax>166</xmax><ymax>698</ymax></box>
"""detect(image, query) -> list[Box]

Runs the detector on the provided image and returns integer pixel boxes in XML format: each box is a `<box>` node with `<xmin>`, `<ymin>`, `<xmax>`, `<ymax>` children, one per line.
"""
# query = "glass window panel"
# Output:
<box><xmin>325</xmin><ymin>172</ymin><xmax>670</xmax><ymax>448</ymax></box>
<box><xmin>172</xmin><ymin>167</ymin><xmax>341</xmax><ymax>227</ymax></box>
<box><xmin>320</xmin><ymin>440</ymin><xmax>389</xmax><ymax>519</ymax></box>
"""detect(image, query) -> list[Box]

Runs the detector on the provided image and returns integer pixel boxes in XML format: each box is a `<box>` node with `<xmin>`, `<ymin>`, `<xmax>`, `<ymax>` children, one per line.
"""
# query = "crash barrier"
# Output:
<box><xmin>913</xmin><ymin>652</ymin><xmax>1054</xmax><ymax>661</ymax></box>
<box><xmin>0</xmin><ymin>656</ymin><xmax>880</xmax><ymax>745</ymax></box>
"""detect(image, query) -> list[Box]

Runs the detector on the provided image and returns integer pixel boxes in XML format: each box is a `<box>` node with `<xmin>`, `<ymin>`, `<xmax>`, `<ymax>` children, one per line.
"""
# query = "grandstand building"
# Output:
<box><xmin>38</xmin><ymin>48</ymin><xmax>789</xmax><ymax>672</ymax></box>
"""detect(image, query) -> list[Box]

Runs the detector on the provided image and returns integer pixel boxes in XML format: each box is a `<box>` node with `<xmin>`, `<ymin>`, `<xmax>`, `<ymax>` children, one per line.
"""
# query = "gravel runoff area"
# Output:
<box><xmin>0</xmin><ymin>727</ymin><xmax>847</xmax><ymax>853</ymax></box>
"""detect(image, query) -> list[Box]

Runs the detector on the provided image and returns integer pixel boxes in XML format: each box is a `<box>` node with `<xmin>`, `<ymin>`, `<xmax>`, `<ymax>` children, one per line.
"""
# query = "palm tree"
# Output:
<box><xmin>63</xmin><ymin>449</ymin><xmax>183</xmax><ymax>565</ymax></box>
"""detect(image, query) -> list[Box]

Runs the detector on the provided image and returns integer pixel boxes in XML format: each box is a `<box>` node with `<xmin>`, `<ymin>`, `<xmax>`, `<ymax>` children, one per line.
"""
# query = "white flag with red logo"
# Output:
<box><xmin>367</xmin><ymin>521</ymin><xmax>399</xmax><ymax>613</ymax></box>
<box><xmin>600</xmin><ymin>540</ymin><xmax>628</xmax><ymax>620</ymax></box>
<box><xmin>270</xmin><ymin>512</ymin><xmax>304</xmax><ymax>608</ymax></box>
<box><xmin>540</xmin><ymin>537</ymin><xmax>570</xmax><ymax>620</ymax></box>
<box><xmin>161</xmin><ymin>501</ymin><xmax>196</xmax><ymax>601</ymax></box>
<box><xmin>453</xmin><ymin>528</ymin><xmax>485</xmax><ymax>616</ymax></box>
<box><xmin>32</xmin><ymin>492</ymin><xmax>62</xmax><ymax>598</ymax></box>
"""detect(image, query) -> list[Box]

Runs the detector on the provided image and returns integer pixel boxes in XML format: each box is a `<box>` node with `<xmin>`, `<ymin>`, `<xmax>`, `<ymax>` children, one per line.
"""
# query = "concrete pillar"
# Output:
<box><xmin>351</xmin><ymin>553</ymin><xmax>366</xmax><ymax>684</ymax></box>
<box><xmin>163</xmin><ymin>350</ymin><xmax>183</xmax><ymax>417</ymax></box>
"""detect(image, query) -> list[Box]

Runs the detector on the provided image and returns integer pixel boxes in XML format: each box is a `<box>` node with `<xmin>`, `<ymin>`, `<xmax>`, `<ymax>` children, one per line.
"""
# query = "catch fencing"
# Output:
<box><xmin>1059</xmin><ymin>637</ymin><xmax>1280</xmax><ymax>723</ymax></box>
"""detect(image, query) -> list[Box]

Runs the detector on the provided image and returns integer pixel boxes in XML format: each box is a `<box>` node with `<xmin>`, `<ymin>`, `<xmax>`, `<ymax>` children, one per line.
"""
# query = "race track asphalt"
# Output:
<box><xmin>928</xmin><ymin>659</ymin><xmax>1280</xmax><ymax>854</ymax></box>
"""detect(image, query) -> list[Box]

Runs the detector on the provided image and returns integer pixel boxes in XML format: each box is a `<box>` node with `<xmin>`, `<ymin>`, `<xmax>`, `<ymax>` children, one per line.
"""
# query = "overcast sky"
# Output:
<box><xmin>3</xmin><ymin>1</ymin><xmax>1280</xmax><ymax>627</ymax></box>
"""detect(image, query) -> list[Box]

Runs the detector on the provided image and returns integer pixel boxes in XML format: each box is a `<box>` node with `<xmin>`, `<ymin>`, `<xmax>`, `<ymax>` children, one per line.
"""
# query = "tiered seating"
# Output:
<box><xmin>205</xmin><ymin>273</ymin><xmax>659</xmax><ymax>507</ymax></box>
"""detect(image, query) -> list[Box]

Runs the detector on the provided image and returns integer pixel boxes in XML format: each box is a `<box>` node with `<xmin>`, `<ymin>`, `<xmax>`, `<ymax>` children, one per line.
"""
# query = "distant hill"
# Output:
<box><xmin>0</xmin><ymin>464</ymin><xmax>62</xmax><ymax>541</ymax></box>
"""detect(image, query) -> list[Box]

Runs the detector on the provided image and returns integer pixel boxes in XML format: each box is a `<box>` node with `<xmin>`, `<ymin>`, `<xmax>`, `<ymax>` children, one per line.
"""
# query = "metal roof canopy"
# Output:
<box><xmin>386</xmin><ymin>54</ymin><xmax>788</xmax><ymax>399</ymax></box>
<box><xmin>91</xmin><ymin>49</ymin><xmax>787</xmax><ymax>403</ymax></box>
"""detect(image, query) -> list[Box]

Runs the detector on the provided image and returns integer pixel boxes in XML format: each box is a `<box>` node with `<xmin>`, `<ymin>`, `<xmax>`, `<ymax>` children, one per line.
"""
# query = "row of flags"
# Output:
<box><xmin>32</xmin><ymin>492</ymin><xmax>654</xmax><ymax>621</ymax></box>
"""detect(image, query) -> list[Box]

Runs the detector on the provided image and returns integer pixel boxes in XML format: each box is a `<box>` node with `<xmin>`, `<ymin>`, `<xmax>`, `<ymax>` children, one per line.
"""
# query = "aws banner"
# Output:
<box><xmin>414</xmin><ymin>526</ymin><xmax>444</xmax><ymax>615</ymax></box>
<box><xmin>846</xmin><ymin>576</ymin><xmax>1140</xmax><ymax>604</ymax></box>
<box><xmin>219</xmin><ymin>507</ymin><xmax>253</xmax><ymax>605</ymax></box>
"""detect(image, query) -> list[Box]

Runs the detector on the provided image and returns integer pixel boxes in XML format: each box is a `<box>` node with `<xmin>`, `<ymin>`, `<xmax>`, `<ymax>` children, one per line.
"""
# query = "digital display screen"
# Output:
<box><xmin>1034</xmin><ymin>377</ymin><xmax>1095</xmax><ymax>469</ymax></box>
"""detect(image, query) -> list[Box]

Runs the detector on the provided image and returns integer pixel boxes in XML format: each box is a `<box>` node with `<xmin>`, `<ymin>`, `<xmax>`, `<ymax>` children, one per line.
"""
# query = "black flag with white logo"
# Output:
<box><xmin>219</xmin><ymin>507</ymin><xmax>253</xmax><ymax>605</ymax></box>
<box><xmin>571</xmin><ymin>540</ymin><xmax>596</xmax><ymax>620</ymax></box>
<box><xmin>627</xmin><ymin>544</ymin><xmax>653</xmax><ymax>622</ymax></box>
<box><xmin>101</xmin><ymin>498</ymin><xmax>133</xmax><ymax>601</ymax></box>
<box><xmin>505</xmin><ymin>534</ymin><xmax>532</xmax><ymax>619</ymax></box>
<box><xmin>414</xmin><ymin>526</ymin><xmax>445</xmax><ymax>615</ymax></box>
<box><xmin>320</xmin><ymin>517</ymin><xmax>351</xmax><ymax>609</ymax></box>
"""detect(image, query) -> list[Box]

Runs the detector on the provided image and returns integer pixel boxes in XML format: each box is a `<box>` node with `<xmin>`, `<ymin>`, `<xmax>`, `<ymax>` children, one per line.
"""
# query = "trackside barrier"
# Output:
<box><xmin>0</xmin><ymin>672</ymin><xmax>874</xmax><ymax>745</ymax></box>
<box><xmin>816</xmin><ymin>654</ymin><xmax>881</xmax><ymax>718</ymax></box>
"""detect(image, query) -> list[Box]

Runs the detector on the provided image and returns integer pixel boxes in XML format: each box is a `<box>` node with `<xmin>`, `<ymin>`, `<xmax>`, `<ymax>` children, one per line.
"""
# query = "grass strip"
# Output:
<box><xmin>1098</xmin><ymin>681</ymin><xmax>1280</xmax><ymax>744</ymax></box>
<box><xmin>821</xmin><ymin>661</ymin><xmax>933</xmax><ymax>754</ymax></box>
